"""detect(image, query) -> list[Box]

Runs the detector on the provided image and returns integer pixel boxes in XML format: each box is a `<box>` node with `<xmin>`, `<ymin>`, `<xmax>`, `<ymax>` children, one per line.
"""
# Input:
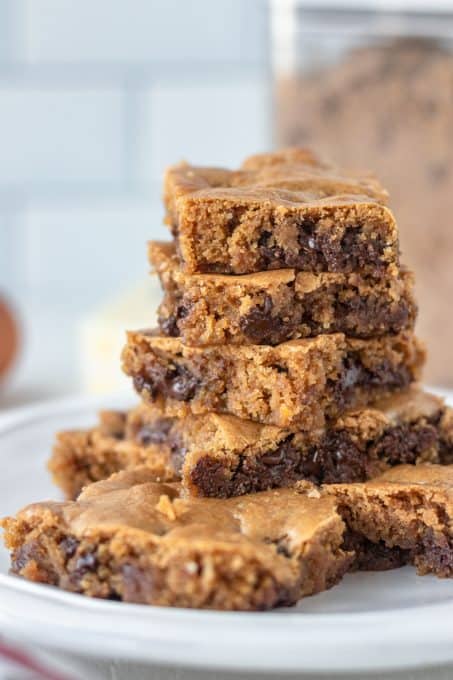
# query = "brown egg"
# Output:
<box><xmin>0</xmin><ymin>297</ymin><xmax>19</xmax><ymax>379</ymax></box>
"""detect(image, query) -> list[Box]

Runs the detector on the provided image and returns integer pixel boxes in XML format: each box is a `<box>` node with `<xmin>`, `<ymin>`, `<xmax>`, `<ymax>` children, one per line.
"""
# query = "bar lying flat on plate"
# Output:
<box><xmin>49</xmin><ymin>387</ymin><xmax>453</xmax><ymax>500</ymax></box>
<box><xmin>150</xmin><ymin>241</ymin><xmax>416</xmax><ymax>345</ymax></box>
<box><xmin>121</xmin><ymin>330</ymin><xmax>425</xmax><ymax>429</ymax></box>
<box><xmin>2</xmin><ymin>469</ymin><xmax>353</xmax><ymax>610</ymax></box>
<box><xmin>328</xmin><ymin>464</ymin><xmax>453</xmax><ymax>577</ymax></box>
<box><xmin>164</xmin><ymin>148</ymin><xmax>399</xmax><ymax>276</ymax></box>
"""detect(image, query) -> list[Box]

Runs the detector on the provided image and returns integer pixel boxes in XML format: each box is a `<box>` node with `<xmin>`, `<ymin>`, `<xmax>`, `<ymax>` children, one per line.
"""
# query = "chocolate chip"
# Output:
<box><xmin>300</xmin><ymin>431</ymin><xmax>369</xmax><ymax>484</ymax></box>
<box><xmin>60</xmin><ymin>536</ymin><xmax>79</xmax><ymax>559</ymax></box>
<box><xmin>133</xmin><ymin>374</ymin><xmax>149</xmax><ymax>395</ymax></box>
<box><xmin>168</xmin><ymin>431</ymin><xmax>187</xmax><ymax>474</ymax></box>
<box><xmin>334</xmin><ymin>293</ymin><xmax>411</xmax><ymax>337</ymax></box>
<box><xmin>330</xmin><ymin>354</ymin><xmax>412</xmax><ymax>409</ymax></box>
<box><xmin>274</xmin><ymin>537</ymin><xmax>292</xmax><ymax>558</ymax></box>
<box><xmin>343</xmin><ymin>530</ymin><xmax>411</xmax><ymax>571</ymax></box>
<box><xmin>371</xmin><ymin>424</ymin><xmax>437</xmax><ymax>465</ymax></box>
<box><xmin>159</xmin><ymin>304</ymin><xmax>191</xmax><ymax>338</ymax></box>
<box><xmin>159</xmin><ymin>314</ymin><xmax>179</xmax><ymax>337</ymax></box>
<box><xmin>12</xmin><ymin>541</ymin><xmax>41</xmax><ymax>573</ymax></box>
<box><xmin>122</xmin><ymin>563</ymin><xmax>164</xmax><ymax>603</ymax></box>
<box><xmin>239</xmin><ymin>295</ymin><xmax>277</xmax><ymax>343</ymax></box>
<box><xmin>418</xmin><ymin>529</ymin><xmax>453</xmax><ymax>576</ymax></box>
<box><xmin>226</xmin><ymin>207</ymin><xmax>247</xmax><ymax>235</ymax></box>
<box><xmin>136</xmin><ymin>418</ymin><xmax>173</xmax><ymax>446</ymax></box>
<box><xmin>190</xmin><ymin>438</ymin><xmax>302</xmax><ymax>498</ymax></box>
<box><xmin>257</xmin><ymin>230</ymin><xmax>286</xmax><ymax>267</ymax></box>
<box><xmin>11</xmin><ymin>541</ymin><xmax>58</xmax><ymax>584</ymax></box>
<box><xmin>169</xmin><ymin>366</ymin><xmax>199</xmax><ymax>401</ymax></box>
<box><xmin>75</xmin><ymin>552</ymin><xmax>98</xmax><ymax>574</ymax></box>
<box><xmin>438</xmin><ymin>436</ymin><xmax>453</xmax><ymax>465</ymax></box>
<box><xmin>133</xmin><ymin>363</ymin><xmax>200</xmax><ymax>402</ymax></box>
<box><xmin>259</xmin><ymin>220</ymin><xmax>387</xmax><ymax>277</ymax></box>
<box><xmin>342</xmin><ymin>360</ymin><xmax>363</xmax><ymax>390</ymax></box>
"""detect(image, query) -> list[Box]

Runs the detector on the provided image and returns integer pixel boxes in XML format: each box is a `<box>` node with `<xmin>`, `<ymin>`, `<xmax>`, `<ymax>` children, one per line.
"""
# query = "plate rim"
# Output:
<box><xmin>2</xmin><ymin>390</ymin><xmax>453</xmax><ymax>672</ymax></box>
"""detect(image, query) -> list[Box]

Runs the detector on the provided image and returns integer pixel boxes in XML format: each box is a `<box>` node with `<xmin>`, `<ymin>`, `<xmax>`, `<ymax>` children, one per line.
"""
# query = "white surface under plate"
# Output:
<box><xmin>1</xmin><ymin>392</ymin><xmax>453</xmax><ymax>674</ymax></box>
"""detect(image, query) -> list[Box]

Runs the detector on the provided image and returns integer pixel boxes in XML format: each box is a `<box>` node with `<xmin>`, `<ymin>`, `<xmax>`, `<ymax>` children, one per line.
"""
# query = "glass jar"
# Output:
<box><xmin>272</xmin><ymin>0</ymin><xmax>453</xmax><ymax>386</ymax></box>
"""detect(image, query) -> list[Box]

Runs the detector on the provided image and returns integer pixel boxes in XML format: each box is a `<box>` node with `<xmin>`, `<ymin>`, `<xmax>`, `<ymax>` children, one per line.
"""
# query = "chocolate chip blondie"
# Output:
<box><xmin>2</xmin><ymin>469</ymin><xmax>353</xmax><ymax>610</ymax></box>
<box><xmin>164</xmin><ymin>148</ymin><xmax>399</xmax><ymax>276</ymax></box>
<box><xmin>49</xmin><ymin>388</ymin><xmax>453</xmax><ymax>500</ymax></box>
<box><xmin>150</xmin><ymin>241</ymin><xmax>416</xmax><ymax>345</ymax></box>
<box><xmin>49</xmin><ymin>410</ymin><xmax>177</xmax><ymax>500</ymax></box>
<box><xmin>122</xmin><ymin>330</ymin><xmax>424</xmax><ymax>428</ymax></box>
<box><xmin>328</xmin><ymin>464</ymin><xmax>453</xmax><ymax>577</ymax></box>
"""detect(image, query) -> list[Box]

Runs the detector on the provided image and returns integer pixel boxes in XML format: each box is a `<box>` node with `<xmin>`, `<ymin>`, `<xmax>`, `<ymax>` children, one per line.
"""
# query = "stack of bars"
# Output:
<box><xmin>5</xmin><ymin>149</ymin><xmax>453</xmax><ymax>611</ymax></box>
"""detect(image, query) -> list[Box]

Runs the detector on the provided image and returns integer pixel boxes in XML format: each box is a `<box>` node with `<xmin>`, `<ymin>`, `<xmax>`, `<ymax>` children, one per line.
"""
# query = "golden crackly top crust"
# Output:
<box><xmin>164</xmin><ymin>148</ymin><xmax>389</xmax><ymax>209</ymax></box>
<box><xmin>364</xmin><ymin>386</ymin><xmax>443</xmax><ymax>424</ymax></box>
<box><xmin>16</xmin><ymin>468</ymin><xmax>340</xmax><ymax>548</ymax></box>
<box><xmin>149</xmin><ymin>240</ymin><xmax>414</xmax><ymax>298</ymax></box>
<box><xmin>126</xmin><ymin>328</ymin><xmax>345</xmax><ymax>358</ymax></box>
<box><xmin>361</xmin><ymin>464</ymin><xmax>453</xmax><ymax>490</ymax></box>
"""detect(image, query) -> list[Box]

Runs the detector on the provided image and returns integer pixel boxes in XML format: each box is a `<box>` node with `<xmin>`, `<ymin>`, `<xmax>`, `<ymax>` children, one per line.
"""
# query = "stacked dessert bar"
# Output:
<box><xmin>4</xmin><ymin>149</ymin><xmax>453</xmax><ymax>610</ymax></box>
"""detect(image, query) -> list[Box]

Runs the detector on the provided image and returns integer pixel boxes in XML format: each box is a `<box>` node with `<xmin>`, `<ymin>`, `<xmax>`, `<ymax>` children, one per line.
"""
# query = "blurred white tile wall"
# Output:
<box><xmin>0</xmin><ymin>0</ymin><xmax>270</xmax><ymax>404</ymax></box>
<box><xmin>0</xmin><ymin>0</ymin><xmax>270</xmax><ymax>297</ymax></box>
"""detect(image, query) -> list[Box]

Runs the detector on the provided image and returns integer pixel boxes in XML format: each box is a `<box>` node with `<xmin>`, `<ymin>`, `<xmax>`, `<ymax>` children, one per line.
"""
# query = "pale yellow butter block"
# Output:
<box><xmin>78</xmin><ymin>278</ymin><xmax>161</xmax><ymax>394</ymax></box>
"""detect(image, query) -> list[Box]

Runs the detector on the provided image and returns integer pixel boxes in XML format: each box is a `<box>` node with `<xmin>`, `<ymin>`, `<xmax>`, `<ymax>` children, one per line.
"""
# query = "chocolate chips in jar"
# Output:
<box><xmin>274</xmin><ymin>22</ymin><xmax>453</xmax><ymax>384</ymax></box>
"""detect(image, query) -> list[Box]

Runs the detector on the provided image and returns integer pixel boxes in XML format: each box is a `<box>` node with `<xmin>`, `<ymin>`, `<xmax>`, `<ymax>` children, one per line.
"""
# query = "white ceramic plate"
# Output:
<box><xmin>2</xmin><ymin>392</ymin><xmax>453</xmax><ymax>674</ymax></box>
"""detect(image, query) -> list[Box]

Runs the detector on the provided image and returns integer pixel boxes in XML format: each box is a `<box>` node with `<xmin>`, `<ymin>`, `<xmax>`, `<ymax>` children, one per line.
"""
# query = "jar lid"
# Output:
<box><xmin>272</xmin><ymin>0</ymin><xmax>453</xmax><ymax>10</ymax></box>
<box><xmin>272</xmin><ymin>0</ymin><xmax>453</xmax><ymax>72</ymax></box>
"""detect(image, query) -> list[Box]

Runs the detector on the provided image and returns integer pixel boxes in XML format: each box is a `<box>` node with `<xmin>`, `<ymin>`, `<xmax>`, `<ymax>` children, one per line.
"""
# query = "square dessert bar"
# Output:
<box><xmin>150</xmin><ymin>241</ymin><xmax>416</xmax><ymax>345</ymax></box>
<box><xmin>328</xmin><ymin>464</ymin><xmax>453</xmax><ymax>577</ymax></box>
<box><xmin>163</xmin><ymin>148</ymin><xmax>399</xmax><ymax>276</ymax></box>
<box><xmin>49</xmin><ymin>388</ymin><xmax>453</xmax><ymax>500</ymax></box>
<box><xmin>2</xmin><ymin>469</ymin><xmax>353</xmax><ymax>610</ymax></box>
<box><xmin>121</xmin><ymin>330</ymin><xmax>424</xmax><ymax>428</ymax></box>
<box><xmin>49</xmin><ymin>410</ymin><xmax>177</xmax><ymax>500</ymax></box>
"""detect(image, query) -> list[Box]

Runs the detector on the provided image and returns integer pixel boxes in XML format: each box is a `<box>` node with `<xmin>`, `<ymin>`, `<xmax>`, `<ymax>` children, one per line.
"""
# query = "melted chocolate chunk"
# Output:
<box><xmin>226</xmin><ymin>207</ymin><xmax>247</xmax><ymax>235</ymax></box>
<box><xmin>75</xmin><ymin>552</ymin><xmax>98</xmax><ymax>574</ymax></box>
<box><xmin>159</xmin><ymin>304</ymin><xmax>190</xmax><ymax>338</ymax></box>
<box><xmin>12</xmin><ymin>541</ymin><xmax>42</xmax><ymax>573</ymax></box>
<box><xmin>121</xmin><ymin>563</ymin><xmax>163</xmax><ymax>603</ymax></box>
<box><xmin>134</xmin><ymin>363</ymin><xmax>200</xmax><ymax>402</ymax></box>
<box><xmin>371</xmin><ymin>424</ymin><xmax>437</xmax><ymax>465</ymax></box>
<box><xmin>190</xmin><ymin>438</ymin><xmax>302</xmax><ymax>498</ymax></box>
<box><xmin>335</xmin><ymin>294</ymin><xmax>411</xmax><ymax>336</ymax></box>
<box><xmin>170</xmin><ymin>368</ymin><xmax>199</xmax><ymax>401</ymax></box>
<box><xmin>258</xmin><ymin>222</ymin><xmax>387</xmax><ymax>276</ymax></box>
<box><xmin>190</xmin><ymin>417</ymin><xmax>438</xmax><ymax>498</ymax></box>
<box><xmin>239</xmin><ymin>295</ymin><xmax>277</xmax><ymax>343</ymax></box>
<box><xmin>418</xmin><ymin>530</ymin><xmax>453</xmax><ymax>575</ymax></box>
<box><xmin>135</xmin><ymin>418</ymin><xmax>174</xmax><ymax>446</ymax></box>
<box><xmin>168</xmin><ymin>431</ymin><xmax>187</xmax><ymax>474</ymax></box>
<box><xmin>241</xmin><ymin>285</ymin><xmax>411</xmax><ymax>344</ymax></box>
<box><xmin>438</xmin><ymin>437</ymin><xmax>453</xmax><ymax>465</ymax></box>
<box><xmin>330</xmin><ymin>354</ymin><xmax>411</xmax><ymax>409</ymax></box>
<box><xmin>191</xmin><ymin>432</ymin><xmax>368</xmax><ymax>498</ymax></box>
<box><xmin>159</xmin><ymin>315</ymin><xmax>179</xmax><ymax>337</ymax></box>
<box><xmin>300</xmin><ymin>431</ymin><xmax>369</xmax><ymax>484</ymax></box>
<box><xmin>257</xmin><ymin>230</ymin><xmax>285</xmax><ymax>267</ymax></box>
<box><xmin>273</xmin><ymin>537</ymin><xmax>292</xmax><ymax>559</ymax></box>
<box><xmin>11</xmin><ymin>541</ymin><xmax>58</xmax><ymax>584</ymax></box>
<box><xmin>60</xmin><ymin>536</ymin><xmax>79</xmax><ymax>559</ymax></box>
<box><xmin>343</xmin><ymin>530</ymin><xmax>411</xmax><ymax>571</ymax></box>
